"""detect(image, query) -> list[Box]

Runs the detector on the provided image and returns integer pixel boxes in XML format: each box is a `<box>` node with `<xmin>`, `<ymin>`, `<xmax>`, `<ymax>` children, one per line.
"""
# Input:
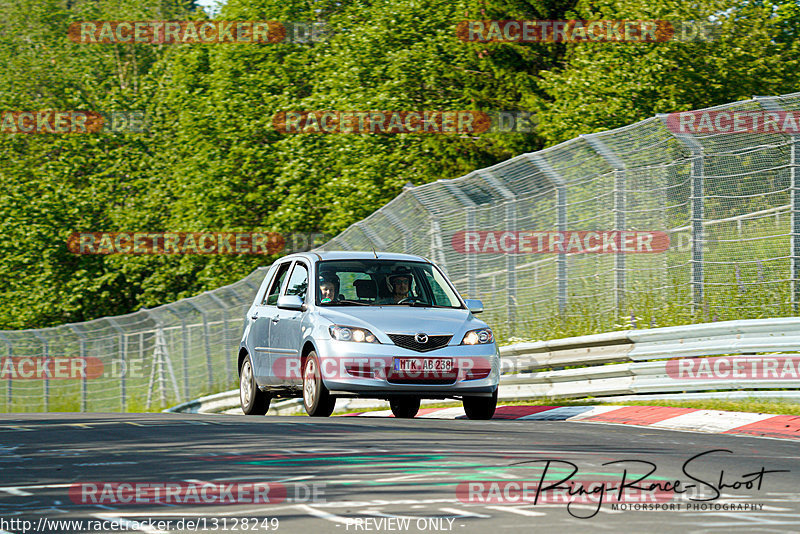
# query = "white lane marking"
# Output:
<box><xmin>484</xmin><ymin>506</ymin><xmax>545</xmax><ymax>517</ymax></box>
<box><xmin>276</xmin><ymin>475</ymin><xmax>316</xmax><ymax>483</ymax></box>
<box><xmin>439</xmin><ymin>507</ymin><xmax>490</xmax><ymax>518</ymax></box>
<box><xmin>418</xmin><ymin>408</ymin><xmax>465</xmax><ymax>419</ymax></box>
<box><xmin>0</xmin><ymin>482</ymin><xmax>78</xmax><ymax>496</ymax></box>
<box><xmin>375</xmin><ymin>473</ymin><xmax>437</xmax><ymax>483</ymax></box>
<box><xmin>74</xmin><ymin>462</ymin><xmax>138</xmax><ymax>467</ymax></box>
<box><xmin>93</xmin><ymin>514</ymin><xmax>169</xmax><ymax>534</ymax></box>
<box><xmin>210</xmin><ymin>475</ymin><xmax>286</xmax><ymax>481</ymax></box>
<box><xmin>364</xmin><ymin>510</ymin><xmax>424</xmax><ymax>519</ymax></box>
<box><xmin>0</xmin><ymin>488</ymin><xmax>32</xmax><ymax>496</ymax></box>
<box><xmin>294</xmin><ymin>504</ymin><xmax>357</xmax><ymax>526</ymax></box>
<box><xmin>351</xmin><ymin>410</ymin><xmax>393</xmax><ymax>417</ymax></box>
<box><xmin>652</xmin><ymin>410</ymin><xmax>776</xmax><ymax>433</ymax></box>
<box><xmin>517</xmin><ymin>407</ymin><xmax>586</xmax><ymax>420</ymax></box>
<box><xmin>565</xmin><ymin>406</ymin><xmax>630</xmax><ymax>420</ymax></box>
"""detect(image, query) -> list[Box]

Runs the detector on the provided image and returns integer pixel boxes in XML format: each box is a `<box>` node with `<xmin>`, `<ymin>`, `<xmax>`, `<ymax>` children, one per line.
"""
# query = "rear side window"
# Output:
<box><xmin>263</xmin><ymin>263</ymin><xmax>291</xmax><ymax>305</ymax></box>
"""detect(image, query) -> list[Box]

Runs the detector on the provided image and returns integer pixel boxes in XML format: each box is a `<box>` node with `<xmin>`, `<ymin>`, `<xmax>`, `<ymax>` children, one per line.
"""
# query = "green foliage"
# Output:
<box><xmin>0</xmin><ymin>0</ymin><xmax>798</xmax><ymax>330</ymax></box>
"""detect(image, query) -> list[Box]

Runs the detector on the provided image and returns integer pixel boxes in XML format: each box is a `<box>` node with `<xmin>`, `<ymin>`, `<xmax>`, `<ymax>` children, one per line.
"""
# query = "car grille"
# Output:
<box><xmin>387</xmin><ymin>376</ymin><xmax>457</xmax><ymax>385</ymax></box>
<box><xmin>387</xmin><ymin>334</ymin><xmax>452</xmax><ymax>352</ymax></box>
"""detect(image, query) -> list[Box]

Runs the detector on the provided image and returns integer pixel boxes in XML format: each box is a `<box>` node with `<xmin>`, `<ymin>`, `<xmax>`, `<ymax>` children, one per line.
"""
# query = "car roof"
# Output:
<box><xmin>281</xmin><ymin>251</ymin><xmax>430</xmax><ymax>263</ymax></box>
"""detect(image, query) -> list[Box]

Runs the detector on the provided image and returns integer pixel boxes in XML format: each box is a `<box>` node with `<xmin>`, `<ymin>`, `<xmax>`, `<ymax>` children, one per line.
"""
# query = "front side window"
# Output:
<box><xmin>283</xmin><ymin>262</ymin><xmax>309</xmax><ymax>302</ymax></box>
<box><xmin>263</xmin><ymin>262</ymin><xmax>291</xmax><ymax>305</ymax></box>
<box><xmin>315</xmin><ymin>260</ymin><xmax>463</xmax><ymax>308</ymax></box>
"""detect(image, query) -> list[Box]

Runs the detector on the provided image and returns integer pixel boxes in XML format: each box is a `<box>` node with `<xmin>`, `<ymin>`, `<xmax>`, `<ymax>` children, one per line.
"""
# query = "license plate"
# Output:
<box><xmin>393</xmin><ymin>358</ymin><xmax>453</xmax><ymax>372</ymax></box>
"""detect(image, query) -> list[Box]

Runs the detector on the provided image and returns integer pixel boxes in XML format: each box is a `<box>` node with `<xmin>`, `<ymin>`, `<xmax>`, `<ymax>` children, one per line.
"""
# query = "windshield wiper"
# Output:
<box><xmin>323</xmin><ymin>300</ymin><xmax>371</xmax><ymax>306</ymax></box>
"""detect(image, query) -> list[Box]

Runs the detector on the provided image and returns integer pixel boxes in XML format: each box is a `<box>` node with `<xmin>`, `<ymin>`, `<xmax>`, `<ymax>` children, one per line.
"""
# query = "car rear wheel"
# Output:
<box><xmin>303</xmin><ymin>352</ymin><xmax>336</xmax><ymax>417</ymax></box>
<box><xmin>389</xmin><ymin>397</ymin><xmax>420</xmax><ymax>418</ymax></box>
<box><xmin>463</xmin><ymin>388</ymin><xmax>497</xmax><ymax>420</ymax></box>
<box><xmin>240</xmin><ymin>355</ymin><xmax>270</xmax><ymax>415</ymax></box>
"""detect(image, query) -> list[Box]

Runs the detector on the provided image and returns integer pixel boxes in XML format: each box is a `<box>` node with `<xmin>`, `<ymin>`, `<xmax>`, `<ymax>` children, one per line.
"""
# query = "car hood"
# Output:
<box><xmin>315</xmin><ymin>306</ymin><xmax>483</xmax><ymax>337</ymax></box>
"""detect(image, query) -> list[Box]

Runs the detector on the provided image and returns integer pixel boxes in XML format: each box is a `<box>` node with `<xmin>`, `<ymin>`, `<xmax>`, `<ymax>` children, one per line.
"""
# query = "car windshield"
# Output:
<box><xmin>316</xmin><ymin>259</ymin><xmax>463</xmax><ymax>308</ymax></box>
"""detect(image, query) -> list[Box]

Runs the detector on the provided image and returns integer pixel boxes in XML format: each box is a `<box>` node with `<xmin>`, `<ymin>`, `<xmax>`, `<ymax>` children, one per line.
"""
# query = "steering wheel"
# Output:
<box><xmin>397</xmin><ymin>297</ymin><xmax>416</xmax><ymax>304</ymax></box>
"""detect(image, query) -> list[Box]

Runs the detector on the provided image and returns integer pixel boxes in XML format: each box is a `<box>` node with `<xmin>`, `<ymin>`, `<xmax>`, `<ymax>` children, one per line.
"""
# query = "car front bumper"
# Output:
<box><xmin>313</xmin><ymin>338</ymin><xmax>500</xmax><ymax>397</ymax></box>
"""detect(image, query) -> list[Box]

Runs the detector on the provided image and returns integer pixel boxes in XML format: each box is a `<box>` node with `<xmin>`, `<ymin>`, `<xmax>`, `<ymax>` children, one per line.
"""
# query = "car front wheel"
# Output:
<box><xmin>462</xmin><ymin>388</ymin><xmax>497</xmax><ymax>420</ymax></box>
<box><xmin>240</xmin><ymin>355</ymin><xmax>271</xmax><ymax>415</ymax></box>
<box><xmin>303</xmin><ymin>351</ymin><xmax>336</xmax><ymax>417</ymax></box>
<box><xmin>389</xmin><ymin>397</ymin><xmax>420</xmax><ymax>418</ymax></box>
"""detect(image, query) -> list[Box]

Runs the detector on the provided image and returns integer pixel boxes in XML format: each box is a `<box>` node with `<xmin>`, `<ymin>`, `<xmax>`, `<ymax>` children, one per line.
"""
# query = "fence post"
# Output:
<box><xmin>68</xmin><ymin>325</ymin><xmax>88</xmax><ymax>412</ymax></box>
<box><xmin>528</xmin><ymin>154</ymin><xmax>568</xmax><ymax>314</ymax></box>
<box><xmin>793</xmin><ymin>131</ymin><xmax>799</xmax><ymax>312</ymax></box>
<box><xmin>206</xmin><ymin>292</ymin><xmax>233</xmax><ymax>384</ymax></box>
<box><xmin>0</xmin><ymin>333</ymin><xmax>12</xmax><ymax>408</ymax></box>
<box><xmin>106</xmin><ymin>318</ymin><xmax>127</xmax><ymax>412</ymax></box>
<box><xmin>32</xmin><ymin>331</ymin><xmax>49</xmax><ymax>411</ymax></box>
<box><xmin>382</xmin><ymin>209</ymin><xmax>412</xmax><ymax>253</ymax></box>
<box><xmin>755</xmin><ymin>96</ymin><xmax>799</xmax><ymax>311</ymax></box>
<box><xmin>167</xmin><ymin>308</ymin><xmax>191</xmax><ymax>401</ymax></box>
<box><xmin>582</xmin><ymin>133</ymin><xmax>628</xmax><ymax>313</ymax></box>
<box><xmin>444</xmin><ymin>182</ymin><xmax>478</xmax><ymax>297</ymax></box>
<box><xmin>479</xmin><ymin>170</ymin><xmax>518</xmax><ymax>327</ymax></box>
<box><xmin>356</xmin><ymin>222</ymin><xmax>388</xmax><ymax>253</ymax></box>
<box><xmin>143</xmin><ymin>310</ymin><xmax>180</xmax><ymax>408</ymax></box>
<box><xmin>187</xmin><ymin>301</ymin><xmax>214</xmax><ymax>391</ymax></box>
<box><xmin>404</xmin><ymin>186</ymin><xmax>445</xmax><ymax>268</ymax></box>
<box><xmin>672</xmin><ymin>133</ymin><xmax>705</xmax><ymax>314</ymax></box>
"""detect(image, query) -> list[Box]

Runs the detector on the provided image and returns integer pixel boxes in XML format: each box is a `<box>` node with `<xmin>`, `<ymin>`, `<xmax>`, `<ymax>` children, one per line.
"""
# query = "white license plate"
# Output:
<box><xmin>393</xmin><ymin>358</ymin><xmax>453</xmax><ymax>372</ymax></box>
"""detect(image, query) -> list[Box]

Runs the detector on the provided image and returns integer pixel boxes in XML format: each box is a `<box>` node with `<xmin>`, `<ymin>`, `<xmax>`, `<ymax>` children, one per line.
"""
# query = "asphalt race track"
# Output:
<box><xmin>0</xmin><ymin>413</ymin><xmax>798</xmax><ymax>533</ymax></box>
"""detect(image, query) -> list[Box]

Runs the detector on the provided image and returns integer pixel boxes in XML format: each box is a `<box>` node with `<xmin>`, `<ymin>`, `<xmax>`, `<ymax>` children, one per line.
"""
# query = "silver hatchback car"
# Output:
<box><xmin>237</xmin><ymin>251</ymin><xmax>499</xmax><ymax>419</ymax></box>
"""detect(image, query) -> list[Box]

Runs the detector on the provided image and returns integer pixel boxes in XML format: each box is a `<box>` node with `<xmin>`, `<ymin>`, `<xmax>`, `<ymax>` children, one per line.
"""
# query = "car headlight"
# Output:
<box><xmin>329</xmin><ymin>325</ymin><xmax>380</xmax><ymax>343</ymax></box>
<box><xmin>461</xmin><ymin>328</ymin><xmax>494</xmax><ymax>345</ymax></box>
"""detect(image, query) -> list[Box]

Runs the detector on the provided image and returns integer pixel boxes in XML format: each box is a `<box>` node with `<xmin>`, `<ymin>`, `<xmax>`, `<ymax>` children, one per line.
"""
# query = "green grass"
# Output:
<box><xmin>485</xmin><ymin>213</ymin><xmax>800</xmax><ymax>345</ymax></box>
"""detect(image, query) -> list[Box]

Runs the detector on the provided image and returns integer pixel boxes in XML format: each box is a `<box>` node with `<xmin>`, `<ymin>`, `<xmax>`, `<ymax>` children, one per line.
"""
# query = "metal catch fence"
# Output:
<box><xmin>0</xmin><ymin>267</ymin><xmax>267</xmax><ymax>412</ymax></box>
<box><xmin>2</xmin><ymin>92</ymin><xmax>799</xmax><ymax>412</ymax></box>
<box><xmin>320</xmin><ymin>92</ymin><xmax>800</xmax><ymax>342</ymax></box>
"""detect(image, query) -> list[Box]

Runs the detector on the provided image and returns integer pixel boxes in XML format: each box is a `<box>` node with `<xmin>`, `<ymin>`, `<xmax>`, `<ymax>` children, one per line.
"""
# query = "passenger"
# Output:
<box><xmin>318</xmin><ymin>274</ymin><xmax>340</xmax><ymax>303</ymax></box>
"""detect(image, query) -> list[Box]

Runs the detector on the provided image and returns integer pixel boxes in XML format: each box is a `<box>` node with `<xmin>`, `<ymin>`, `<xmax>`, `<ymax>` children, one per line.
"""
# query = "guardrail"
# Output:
<box><xmin>499</xmin><ymin>316</ymin><xmax>800</xmax><ymax>400</ymax></box>
<box><xmin>170</xmin><ymin>316</ymin><xmax>800</xmax><ymax>413</ymax></box>
<box><xmin>166</xmin><ymin>391</ymin><xmax>407</xmax><ymax>415</ymax></box>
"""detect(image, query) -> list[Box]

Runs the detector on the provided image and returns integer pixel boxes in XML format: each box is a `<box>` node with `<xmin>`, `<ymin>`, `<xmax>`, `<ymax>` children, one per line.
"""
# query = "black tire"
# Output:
<box><xmin>389</xmin><ymin>397</ymin><xmax>420</xmax><ymax>418</ymax></box>
<box><xmin>463</xmin><ymin>388</ymin><xmax>497</xmax><ymax>420</ymax></box>
<box><xmin>303</xmin><ymin>351</ymin><xmax>336</xmax><ymax>417</ymax></box>
<box><xmin>240</xmin><ymin>355</ymin><xmax>270</xmax><ymax>415</ymax></box>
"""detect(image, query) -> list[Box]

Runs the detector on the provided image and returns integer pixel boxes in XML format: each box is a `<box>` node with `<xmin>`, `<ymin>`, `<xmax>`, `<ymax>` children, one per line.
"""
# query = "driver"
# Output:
<box><xmin>381</xmin><ymin>266</ymin><xmax>413</xmax><ymax>304</ymax></box>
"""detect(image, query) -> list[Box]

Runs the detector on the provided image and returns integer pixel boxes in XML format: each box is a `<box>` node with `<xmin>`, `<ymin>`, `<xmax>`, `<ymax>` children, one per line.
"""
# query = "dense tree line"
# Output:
<box><xmin>0</xmin><ymin>0</ymin><xmax>797</xmax><ymax>329</ymax></box>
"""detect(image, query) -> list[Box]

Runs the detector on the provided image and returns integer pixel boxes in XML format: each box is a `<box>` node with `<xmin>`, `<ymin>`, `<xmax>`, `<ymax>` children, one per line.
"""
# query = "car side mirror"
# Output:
<box><xmin>464</xmin><ymin>299</ymin><xmax>483</xmax><ymax>313</ymax></box>
<box><xmin>277</xmin><ymin>295</ymin><xmax>305</xmax><ymax>311</ymax></box>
